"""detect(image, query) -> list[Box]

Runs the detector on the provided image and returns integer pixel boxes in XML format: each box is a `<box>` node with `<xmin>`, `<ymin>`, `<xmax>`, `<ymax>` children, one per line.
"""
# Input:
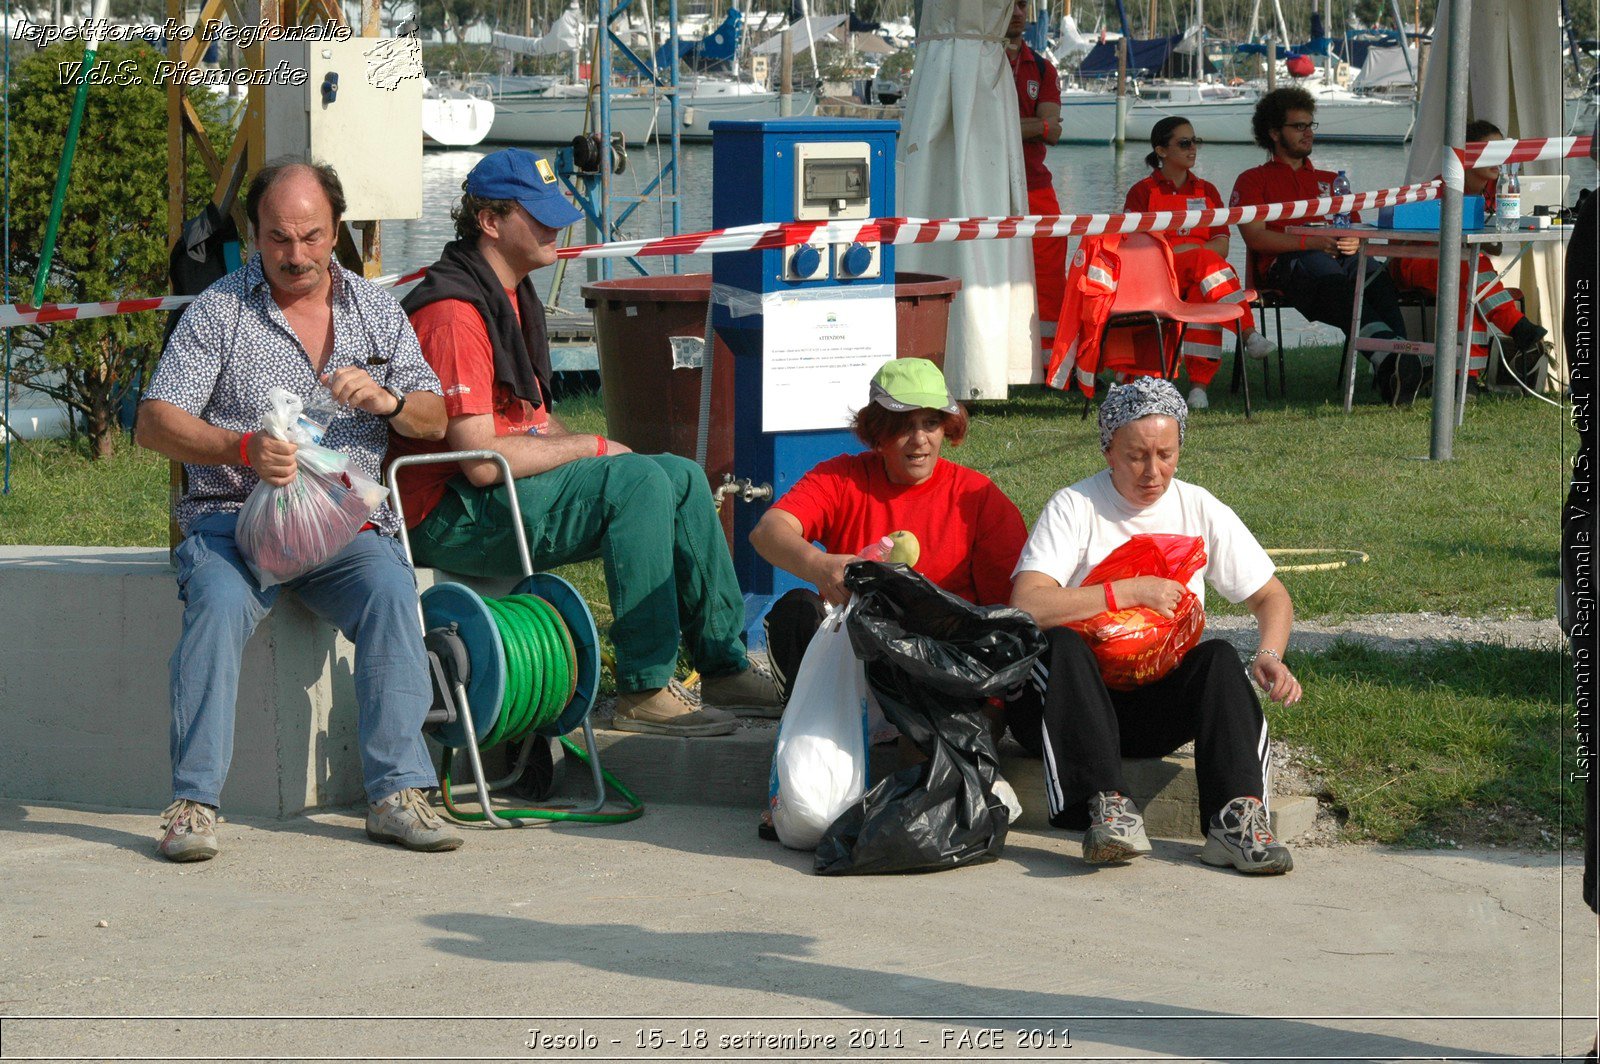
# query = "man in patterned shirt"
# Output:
<box><xmin>136</xmin><ymin>158</ymin><xmax>463</xmax><ymax>861</ymax></box>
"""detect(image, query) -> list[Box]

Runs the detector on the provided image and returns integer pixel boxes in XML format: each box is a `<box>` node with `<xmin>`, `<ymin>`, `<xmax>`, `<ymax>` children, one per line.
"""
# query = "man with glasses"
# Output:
<box><xmin>1231</xmin><ymin>87</ymin><xmax>1420</xmax><ymax>403</ymax></box>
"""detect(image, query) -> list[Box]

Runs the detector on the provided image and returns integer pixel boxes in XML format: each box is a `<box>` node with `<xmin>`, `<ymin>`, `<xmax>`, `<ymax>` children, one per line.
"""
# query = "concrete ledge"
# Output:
<box><xmin>0</xmin><ymin>548</ymin><xmax>1319</xmax><ymax>844</ymax></box>
<box><xmin>569</xmin><ymin>715</ymin><xmax>1318</xmax><ymax>842</ymax></box>
<box><xmin>0</xmin><ymin>547</ymin><xmax>366</xmax><ymax>818</ymax></box>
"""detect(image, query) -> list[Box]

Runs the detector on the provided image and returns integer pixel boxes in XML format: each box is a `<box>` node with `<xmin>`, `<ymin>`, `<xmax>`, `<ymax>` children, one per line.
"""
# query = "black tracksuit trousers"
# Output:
<box><xmin>1015</xmin><ymin>628</ymin><xmax>1270</xmax><ymax>834</ymax></box>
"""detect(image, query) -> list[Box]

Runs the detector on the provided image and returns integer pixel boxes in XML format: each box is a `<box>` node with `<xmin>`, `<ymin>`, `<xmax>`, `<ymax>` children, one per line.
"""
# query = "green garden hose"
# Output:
<box><xmin>440</xmin><ymin>591</ymin><xmax>643</xmax><ymax>824</ymax></box>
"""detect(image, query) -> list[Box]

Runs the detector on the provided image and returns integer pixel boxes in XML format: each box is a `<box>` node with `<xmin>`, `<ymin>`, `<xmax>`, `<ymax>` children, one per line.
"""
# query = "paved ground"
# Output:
<box><xmin>0</xmin><ymin>800</ymin><xmax>1593</xmax><ymax>1063</ymax></box>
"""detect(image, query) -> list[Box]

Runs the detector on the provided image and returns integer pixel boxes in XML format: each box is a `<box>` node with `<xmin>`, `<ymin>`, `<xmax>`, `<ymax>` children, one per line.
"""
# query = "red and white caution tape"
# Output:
<box><xmin>1443</xmin><ymin>134</ymin><xmax>1592</xmax><ymax>190</ymax></box>
<box><xmin>0</xmin><ymin>180</ymin><xmax>1445</xmax><ymax>329</ymax></box>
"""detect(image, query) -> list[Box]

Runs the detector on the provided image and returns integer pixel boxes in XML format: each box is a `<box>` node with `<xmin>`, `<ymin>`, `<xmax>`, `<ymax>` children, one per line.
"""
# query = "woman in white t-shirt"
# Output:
<box><xmin>1010</xmin><ymin>377</ymin><xmax>1301</xmax><ymax>875</ymax></box>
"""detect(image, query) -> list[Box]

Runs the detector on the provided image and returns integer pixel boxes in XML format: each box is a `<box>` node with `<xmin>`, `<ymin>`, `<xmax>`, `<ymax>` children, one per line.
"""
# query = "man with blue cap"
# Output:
<box><xmin>392</xmin><ymin>148</ymin><xmax>780</xmax><ymax>735</ymax></box>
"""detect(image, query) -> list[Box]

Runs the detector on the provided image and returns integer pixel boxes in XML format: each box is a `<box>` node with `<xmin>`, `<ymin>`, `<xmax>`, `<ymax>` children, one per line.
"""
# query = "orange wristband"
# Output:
<box><xmin>239</xmin><ymin>431</ymin><xmax>254</xmax><ymax>467</ymax></box>
<box><xmin>595</xmin><ymin>434</ymin><xmax>608</xmax><ymax>457</ymax></box>
<box><xmin>1103</xmin><ymin>581</ymin><xmax>1117</xmax><ymax>611</ymax></box>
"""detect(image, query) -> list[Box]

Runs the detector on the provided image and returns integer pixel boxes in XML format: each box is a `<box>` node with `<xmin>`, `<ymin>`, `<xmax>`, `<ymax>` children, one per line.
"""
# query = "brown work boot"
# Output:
<box><xmin>613</xmin><ymin>681</ymin><xmax>736</xmax><ymax>736</ymax></box>
<box><xmin>700</xmin><ymin>660</ymin><xmax>784</xmax><ymax>718</ymax></box>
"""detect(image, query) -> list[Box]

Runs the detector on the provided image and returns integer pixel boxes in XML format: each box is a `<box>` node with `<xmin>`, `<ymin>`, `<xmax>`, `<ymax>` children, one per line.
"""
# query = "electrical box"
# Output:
<box><xmin>262</xmin><ymin>38</ymin><xmax>423</xmax><ymax>222</ymax></box>
<box><xmin>711</xmin><ymin>119</ymin><xmax>899</xmax><ymax>635</ymax></box>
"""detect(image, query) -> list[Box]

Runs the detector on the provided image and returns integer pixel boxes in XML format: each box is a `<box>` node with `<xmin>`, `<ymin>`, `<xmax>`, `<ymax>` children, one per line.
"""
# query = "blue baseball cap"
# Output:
<box><xmin>466</xmin><ymin>148</ymin><xmax>584</xmax><ymax>230</ymax></box>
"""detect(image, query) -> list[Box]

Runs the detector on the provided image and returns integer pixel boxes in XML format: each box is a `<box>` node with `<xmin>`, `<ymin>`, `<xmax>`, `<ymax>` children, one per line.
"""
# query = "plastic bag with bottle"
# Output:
<box><xmin>234</xmin><ymin>387</ymin><xmax>390</xmax><ymax>589</ymax></box>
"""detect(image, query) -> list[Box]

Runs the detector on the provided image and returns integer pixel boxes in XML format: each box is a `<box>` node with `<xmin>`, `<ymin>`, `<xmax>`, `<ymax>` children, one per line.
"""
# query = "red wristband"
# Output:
<box><xmin>1103</xmin><ymin>581</ymin><xmax>1118</xmax><ymax>612</ymax></box>
<box><xmin>1299</xmin><ymin>235</ymin><xmax>1309</xmax><ymax>250</ymax></box>
<box><xmin>595</xmin><ymin>434</ymin><xmax>608</xmax><ymax>457</ymax></box>
<box><xmin>239</xmin><ymin>431</ymin><xmax>254</xmax><ymax>467</ymax></box>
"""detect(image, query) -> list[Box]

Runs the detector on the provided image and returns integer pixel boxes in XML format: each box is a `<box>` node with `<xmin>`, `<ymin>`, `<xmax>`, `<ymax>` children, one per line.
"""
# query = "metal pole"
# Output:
<box><xmin>1265</xmin><ymin>33</ymin><xmax>1275</xmax><ymax>91</ymax></box>
<box><xmin>1429</xmin><ymin>0</ymin><xmax>1471</xmax><ymax>461</ymax></box>
<box><xmin>597</xmin><ymin>0</ymin><xmax>613</xmax><ymax>281</ymax></box>
<box><xmin>779</xmin><ymin>24</ymin><xmax>793</xmax><ymax>115</ymax></box>
<box><xmin>1115</xmin><ymin>35</ymin><xmax>1127</xmax><ymax>146</ymax></box>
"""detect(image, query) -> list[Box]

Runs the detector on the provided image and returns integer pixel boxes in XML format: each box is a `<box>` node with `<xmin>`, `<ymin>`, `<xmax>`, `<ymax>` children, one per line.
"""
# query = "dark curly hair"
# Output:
<box><xmin>1251</xmin><ymin>86</ymin><xmax>1316</xmax><ymax>152</ymax></box>
<box><xmin>1466</xmin><ymin>118</ymin><xmax>1503</xmax><ymax>143</ymax></box>
<box><xmin>1144</xmin><ymin>115</ymin><xmax>1191</xmax><ymax>169</ymax></box>
<box><xmin>245</xmin><ymin>157</ymin><xmax>346</xmax><ymax>230</ymax></box>
<box><xmin>851</xmin><ymin>403</ymin><xmax>969</xmax><ymax>450</ymax></box>
<box><xmin>452</xmin><ymin>188</ymin><xmax>518</xmax><ymax>240</ymax></box>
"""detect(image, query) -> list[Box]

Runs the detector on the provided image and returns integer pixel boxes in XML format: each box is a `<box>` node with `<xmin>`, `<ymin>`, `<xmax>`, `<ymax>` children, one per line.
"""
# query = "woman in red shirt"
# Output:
<box><xmin>750</xmin><ymin>358</ymin><xmax>1027</xmax><ymax>703</ymax></box>
<box><xmin>1388</xmin><ymin>119</ymin><xmax>1550</xmax><ymax>386</ymax></box>
<box><xmin>1124</xmin><ymin>116</ymin><xmax>1275</xmax><ymax>409</ymax></box>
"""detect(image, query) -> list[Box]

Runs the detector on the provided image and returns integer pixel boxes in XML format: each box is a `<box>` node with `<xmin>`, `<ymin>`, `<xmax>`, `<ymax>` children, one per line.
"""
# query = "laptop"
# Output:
<box><xmin>1518</xmin><ymin>174</ymin><xmax>1571</xmax><ymax>211</ymax></box>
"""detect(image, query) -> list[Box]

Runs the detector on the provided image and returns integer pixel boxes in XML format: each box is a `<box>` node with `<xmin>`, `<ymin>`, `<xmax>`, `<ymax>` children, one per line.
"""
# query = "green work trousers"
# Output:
<box><xmin>409</xmin><ymin>452</ymin><xmax>748</xmax><ymax>693</ymax></box>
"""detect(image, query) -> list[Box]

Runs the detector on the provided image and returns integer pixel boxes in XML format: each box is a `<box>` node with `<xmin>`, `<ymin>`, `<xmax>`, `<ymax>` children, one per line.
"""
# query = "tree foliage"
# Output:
<box><xmin>4</xmin><ymin>40</ymin><xmax>232</xmax><ymax>458</ymax></box>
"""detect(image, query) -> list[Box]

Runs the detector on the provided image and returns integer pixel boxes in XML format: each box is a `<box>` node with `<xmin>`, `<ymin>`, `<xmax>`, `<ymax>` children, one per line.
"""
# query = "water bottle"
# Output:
<box><xmin>297</xmin><ymin>387</ymin><xmax>340</xmax><ymax>445</ymax></box>
<box><xmin>1329</xmin><ymin>170</ymin><xmax>1353</xmax><ymax>228</ymax></box>
<box><xmin>1496</xmin><ymin>163</ymin><xmax>1523</xmax><ymax>232</ymax></box>
<box><xmin>855</xmin><ymin>535</ymin><xmax>894</xmax><ymax>563</ymax></box>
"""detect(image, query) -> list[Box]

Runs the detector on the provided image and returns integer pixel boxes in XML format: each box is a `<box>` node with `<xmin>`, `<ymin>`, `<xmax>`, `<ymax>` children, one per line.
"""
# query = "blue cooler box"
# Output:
<box><xmin>1377</xmin><ymin>195</ymin><xmax>1486</xmax><ymax>231</ymax></box>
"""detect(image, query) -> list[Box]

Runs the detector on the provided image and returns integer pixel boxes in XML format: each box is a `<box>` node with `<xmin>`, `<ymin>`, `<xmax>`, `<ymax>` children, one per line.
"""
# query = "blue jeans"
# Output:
<box><xmin>169</xmin><ymin>513</ymin><xmax>438</xmax><ymax>809</ymax></box>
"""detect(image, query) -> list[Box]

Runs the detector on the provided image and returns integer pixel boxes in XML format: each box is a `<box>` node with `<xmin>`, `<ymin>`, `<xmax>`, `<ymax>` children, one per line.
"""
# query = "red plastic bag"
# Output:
<box><xmin>1067</xmin><ymin>534</ymin><xmax>1208</xmax><ymax>690</ymax></box>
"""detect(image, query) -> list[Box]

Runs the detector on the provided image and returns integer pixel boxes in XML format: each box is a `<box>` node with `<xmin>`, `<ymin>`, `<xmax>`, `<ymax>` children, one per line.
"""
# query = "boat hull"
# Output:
<box><xmin>422</xmin><ymin>95</ymin><xmax>495</xmax><ymax>148</ymax></box>
<box><xmin>1056</xmin><ymin>92</ymin><xmax>1122</xmax><ymax>144</ymax></box>
<box><xmin>671</xmin><ymin>90</ymin><xmax>819</xmax><ymax>140</ymax></box>
<box><xmin>485</xmin><ymin>94</ymin><xmax>659</xmax><ymax>147</ymax></box>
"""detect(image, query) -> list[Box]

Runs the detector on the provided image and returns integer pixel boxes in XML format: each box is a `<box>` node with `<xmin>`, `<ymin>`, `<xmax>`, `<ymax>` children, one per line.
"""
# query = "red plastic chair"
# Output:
<box><xmin>1088</xmin><ymin>234</ymin><xmax>1257</xmax><ymax>416</ymax></box>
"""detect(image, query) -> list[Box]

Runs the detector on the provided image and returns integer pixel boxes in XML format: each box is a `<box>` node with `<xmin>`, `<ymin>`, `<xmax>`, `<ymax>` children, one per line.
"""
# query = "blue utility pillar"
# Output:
<box><xmin>710</xmin><ymin>118</ymin><xmax>899</xmax><ymax>643</ymax></box>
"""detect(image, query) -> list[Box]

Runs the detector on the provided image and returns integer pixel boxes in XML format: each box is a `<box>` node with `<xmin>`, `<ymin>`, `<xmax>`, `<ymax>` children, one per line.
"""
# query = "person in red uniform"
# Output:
<box><xmin>1006</xmin><ymin>0</ymin><xmax>1064</xmax><ymax>357</ymax></box>
<box><xmin>1388</xmin><ymin>119</ymin><xmax>1550</xmax><ymax>387</ymax></box>
<box><xmin>749</xmin><ymin>358</ymin><xmax>1027</xmax><ymax>704</ymax></box>
<box><xmin>1124</xmin><ymin>116</ymin><xmax>1276</xmax><ymax>410</ymax></box>
<box><xmin>1231</xmin><ymin>87</ymin><xmax>1421</xmax><ymax>403</ymax></box>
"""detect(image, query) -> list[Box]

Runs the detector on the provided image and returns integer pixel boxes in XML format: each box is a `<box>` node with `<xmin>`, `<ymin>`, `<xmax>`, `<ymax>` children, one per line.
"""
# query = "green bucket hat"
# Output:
<box><xmin>868</xmin><ymin>358</ymin><xmax>959</xmax><ymax>414</ymax></box>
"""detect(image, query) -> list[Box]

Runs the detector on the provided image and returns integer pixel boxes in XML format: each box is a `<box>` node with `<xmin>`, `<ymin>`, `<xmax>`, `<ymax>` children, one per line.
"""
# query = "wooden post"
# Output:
<box><xmin>1115</xmin><ymin>36</ymin><xmax>1128</xmax><ymax>146</ymax></box>
<box><xmin>1265</xmin><ymin>33</ymin><xmax>1276</xmax><ymax>91</ymax></box>
<box><xmin>360</xmin><ymin>0</ymin><xmax>381</xmax><ymax>277</ymax></box>
<box><xmin>780</xmin><ymin>27</ymin><xmax>793</xmax><ymax>116</ymax></box>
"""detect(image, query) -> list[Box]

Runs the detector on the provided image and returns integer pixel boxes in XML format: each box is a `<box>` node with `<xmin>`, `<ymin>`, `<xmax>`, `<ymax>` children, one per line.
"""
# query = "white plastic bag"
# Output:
<box><xmin>234</xmin><ymin>388</ymin><xmax>389</xmax><ymax>589</ymax></box>
<box><xmin>767</xmin><ymin>600</ymin><xmax>878</xmax><ymax>850</ymax></box>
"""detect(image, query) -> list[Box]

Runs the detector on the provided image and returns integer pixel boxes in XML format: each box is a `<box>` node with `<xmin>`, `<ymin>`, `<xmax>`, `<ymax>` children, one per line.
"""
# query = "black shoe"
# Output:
<box><xmin>757</xmin><ymin>809</ymin><xmax>778</xmax><ymax>842</ymax></box>
<box><xmin>1376</xmin><ymin>354</ymin><xmax>1428</xmax><ymax>405</ymax></box>
<box><xmin>1509</xmin><ymin>317</ymin><xmax>1548</xmax><ymax>356</ymax></box>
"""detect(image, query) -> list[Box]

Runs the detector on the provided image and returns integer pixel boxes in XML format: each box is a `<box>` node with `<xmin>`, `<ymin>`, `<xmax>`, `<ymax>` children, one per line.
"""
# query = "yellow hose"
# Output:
<box><xmin>1266</xmin><ymin>548</ymin><xmax>1371</xmax><ymax>573</ymax></box>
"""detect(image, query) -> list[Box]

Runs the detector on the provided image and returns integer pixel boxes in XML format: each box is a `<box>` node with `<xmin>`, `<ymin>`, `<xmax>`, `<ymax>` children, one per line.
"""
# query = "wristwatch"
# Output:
<box><xmin>380</xmin><ymin>385</ymin><xmax>406</xmax><ymax>420</ymax></box>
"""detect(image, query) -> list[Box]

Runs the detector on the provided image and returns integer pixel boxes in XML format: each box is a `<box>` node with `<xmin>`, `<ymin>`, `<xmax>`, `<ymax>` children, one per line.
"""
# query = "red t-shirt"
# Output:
<box><xmin>1229</xmin><ymin>157</ymin><xmax>1339</xmax><ymax>276</ymax></box>
<box><xmin>1009</xmin><ymin>43</ymin><xmax>1061</xmax><ymax>191</ymax></box>
<box><xmin>1125</xmin><ymin>172</ymin><xmax>1225</xmax><ymax>245</ymax></box>
<box><xmin>772</xmin><ymin>453</ymin><xmax>1027</xmax><ymax>606</ymax></box>
<box><xmin>388</xmin><ymin>295</ymin><xmax>551</xmax><ymax>527</ymax></box>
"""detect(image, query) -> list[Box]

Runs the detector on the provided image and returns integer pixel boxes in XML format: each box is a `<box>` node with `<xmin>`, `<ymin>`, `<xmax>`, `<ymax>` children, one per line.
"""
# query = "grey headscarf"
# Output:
<box><xmin>1098</xmin><ymin>377</ymin><xmax>1189</xmax><ymax>451</ymax></box>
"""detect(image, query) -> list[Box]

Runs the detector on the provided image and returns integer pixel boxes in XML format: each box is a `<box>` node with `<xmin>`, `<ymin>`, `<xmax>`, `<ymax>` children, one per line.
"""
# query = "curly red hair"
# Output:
<box><xmin>851</xmin><ymin>402</ymin><xmax>969</xmax><ymax>449</ymax></box>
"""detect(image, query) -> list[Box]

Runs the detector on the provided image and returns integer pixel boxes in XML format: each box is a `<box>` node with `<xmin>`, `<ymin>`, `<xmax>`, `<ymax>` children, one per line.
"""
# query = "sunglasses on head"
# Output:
<box><xmin>1282</xmin><ymin>121</ymin><xmax>1318</xmax><ymax>132</ymax></box>
<box><xmin>1170</xmin><ymin>137</ymin><xmax>1205</xmax><ymax>149</ymax></box>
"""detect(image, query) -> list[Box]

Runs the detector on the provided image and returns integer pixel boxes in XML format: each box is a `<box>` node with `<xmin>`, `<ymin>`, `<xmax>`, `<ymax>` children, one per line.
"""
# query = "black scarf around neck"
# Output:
<box><xmin>402</xmin><ymin>238</ymin><xmax>550</xmax><ymax>408</ymax></box>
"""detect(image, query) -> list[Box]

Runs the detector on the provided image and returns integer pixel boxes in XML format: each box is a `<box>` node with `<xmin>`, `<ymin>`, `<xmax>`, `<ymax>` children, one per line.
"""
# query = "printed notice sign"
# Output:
<box><xmin>761</xmin><ymin>295</ymin><xmax>896</xmax><ymax>432</ymax></box>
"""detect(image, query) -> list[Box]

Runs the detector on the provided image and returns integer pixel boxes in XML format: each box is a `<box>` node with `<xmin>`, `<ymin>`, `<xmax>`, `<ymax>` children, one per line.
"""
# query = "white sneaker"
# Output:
<box><xmin>1243</xmin><ymin>330</ymin><xmax>1275</xmax><ymax>360</ymax></box>
<box><xmin>1187</xmin><ymin>386</ymin><xmax>1209</xmax><ymax>410</ymax></box>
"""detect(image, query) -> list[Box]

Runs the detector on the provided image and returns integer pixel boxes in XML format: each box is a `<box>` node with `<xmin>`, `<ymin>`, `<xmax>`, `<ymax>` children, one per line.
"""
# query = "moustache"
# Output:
<box><xmin>279</xmin><ymin>262</ymin><xmax>319</xmax><ymax>275</ymax></box>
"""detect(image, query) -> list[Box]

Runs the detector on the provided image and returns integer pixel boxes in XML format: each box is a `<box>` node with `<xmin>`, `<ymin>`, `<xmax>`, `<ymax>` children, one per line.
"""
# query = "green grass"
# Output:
<box><xmin>952</xmin><ymin>345</ymin><xmax>1570</xmax><ymax>618</ymax></box>
<box><xmin>1275</xmin><ymin>641</ymin><xmax>1578</xmax><ymax>847</ymax></box>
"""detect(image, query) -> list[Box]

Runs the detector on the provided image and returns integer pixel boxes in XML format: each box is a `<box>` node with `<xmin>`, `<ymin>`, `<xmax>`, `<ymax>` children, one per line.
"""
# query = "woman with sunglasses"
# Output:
<box><xmin>1123</xmin><ymin>116</ymin><xmax>1275</xmax><ymax>409</ymax></box>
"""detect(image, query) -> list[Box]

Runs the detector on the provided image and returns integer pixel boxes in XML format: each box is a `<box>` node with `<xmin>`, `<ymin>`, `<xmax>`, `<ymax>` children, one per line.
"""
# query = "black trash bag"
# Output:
<box><xmin>813</xmin><ymin>562</ymin><xmax>1047</xmax><ymax>876</ymax></box>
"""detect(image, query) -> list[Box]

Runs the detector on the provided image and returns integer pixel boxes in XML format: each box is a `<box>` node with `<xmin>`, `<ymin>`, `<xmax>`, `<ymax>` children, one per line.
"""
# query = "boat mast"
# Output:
<box><xmin>1386</xmin><ymin>0</ymin><xmax>1415</xmax><ymax>85</ymax></box>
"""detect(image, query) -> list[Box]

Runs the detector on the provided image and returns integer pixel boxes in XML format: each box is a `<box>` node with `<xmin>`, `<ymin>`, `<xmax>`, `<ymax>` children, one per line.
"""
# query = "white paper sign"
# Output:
<box><xmin>761</xmin><ymin>294</ymin><xmax>896</xmax><ymax>433</ymax></box>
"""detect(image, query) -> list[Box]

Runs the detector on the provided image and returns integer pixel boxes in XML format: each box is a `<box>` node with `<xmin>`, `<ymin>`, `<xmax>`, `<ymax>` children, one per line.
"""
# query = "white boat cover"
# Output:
<box><xmin>1350</xmin><ymin>44</ymin><xmax>1418</xmax><ymax>90</ymax></box>
<box><xmin>896</xmin><ymin>0</ymin><xmax>1035</xmax><ymax>401</ymax></box>
<box><xmin>1407</xmin><ymin>0</ymin><xmax>1570</xmax><ymax>388</ymax></box>
<box><xmin>493</xmin><ymin>3</ymin><xmax>584</xmax><ymax>58</ymax></box>
<box><xmin>1054</xmin><ymin>13</ymin><xmax>1095</xmax><ymax>59</ymax></box>
<box><xmin>751</xmin><ymin>14</ymin><xmax>848</xmax><ymax>55</ymax></box>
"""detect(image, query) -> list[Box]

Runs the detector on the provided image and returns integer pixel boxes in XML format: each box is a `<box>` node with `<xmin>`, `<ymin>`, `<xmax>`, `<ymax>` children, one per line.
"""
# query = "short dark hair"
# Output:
<box><xmin>1466</xmin><ymin>118</ymin><xmax>1504</xmax><ymax>143</ymax></box>
<box><xmin>245</xmin><ymin>156</ymin><xmax>346</xmax><ymax>230</ymax></box>
<box><xmin>851</xmin><ymin>402</ymin><xmax>970</xmax><ymax>450</ymax></box>
<box><xmin>1252</xmin><ymin>86</ymin><xmax>1317</xmax><ymax>152</ymax></box>
<box><xmin>1145</xmin><ymin>115</ymin><xmax>1191</xmax><ymax>168</ymax></box>
<box><xmin>453</xmin><ymin>187</ymin><xmax>517</xmax><ymax>240</ymax></box>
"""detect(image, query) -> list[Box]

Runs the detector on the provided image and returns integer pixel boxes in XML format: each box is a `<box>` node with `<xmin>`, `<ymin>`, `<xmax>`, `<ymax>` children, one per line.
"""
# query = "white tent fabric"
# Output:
<box><xmin>896</xmin><ymin>0</ymin><xmax>1034</xmax><ymax>401</ymax></box>
<box><xmin>1407</xmin><ymin>0</ymin><xmax>1571</xmax><ymax>388</ymax></box>
<box><xmin>492</xmin><ymin>3</ymin><xmax>584</xmax><ymax>57</ymax></box>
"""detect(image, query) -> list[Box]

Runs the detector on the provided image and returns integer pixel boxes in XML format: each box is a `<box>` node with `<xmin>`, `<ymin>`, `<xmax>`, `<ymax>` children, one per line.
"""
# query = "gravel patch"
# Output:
<box><xmin>1207</xmin><ymin>611</ymin><xmax>1564</xmax><ymax>655</ymax></box>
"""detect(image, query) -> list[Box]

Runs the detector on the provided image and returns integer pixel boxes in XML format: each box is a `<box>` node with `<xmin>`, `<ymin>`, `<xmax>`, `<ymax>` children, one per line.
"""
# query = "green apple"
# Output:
<box><xmin>886</xmin><ymin>529</ymin><xmax>921</xmax><ymax>566</ymax></box>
